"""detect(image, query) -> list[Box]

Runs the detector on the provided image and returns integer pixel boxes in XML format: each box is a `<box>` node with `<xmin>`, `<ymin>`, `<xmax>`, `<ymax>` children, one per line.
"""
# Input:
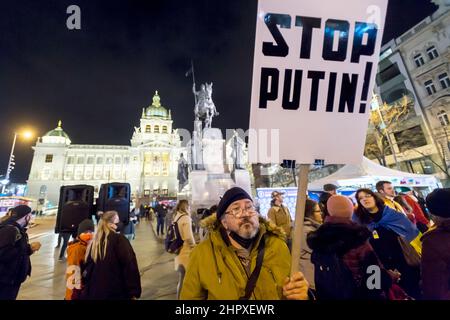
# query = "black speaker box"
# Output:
<box><xmin>97</xmin><ymin>183</ymin><xmax>130</xmax><ymax>224</ymax></box>
<box><xmin>55</xmin><ymin>185</ymin><xmax>94</xmax><ymax>234</ymax></box>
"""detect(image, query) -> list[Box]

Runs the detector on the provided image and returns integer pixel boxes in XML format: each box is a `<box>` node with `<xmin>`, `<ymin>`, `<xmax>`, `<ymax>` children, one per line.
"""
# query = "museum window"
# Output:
<box><xmin>85</xmin><ymin>170</ymin><xmax>93</xmax><ymax>180</ymax></box>
<box><xmin>115</xmin><ymin>157</ymin><xmax>122</xmax><ymax>165</ymax></box>
<box><xmin>96</xmin><ymin>157</ymin><xmax>103</xmax><ymax>165</ymax></box>
<box><xmin>124</xmin><ymin>157</ymin><xmax>130</xmax><ymax>165</ymax></box>
<box><xmin>424</xmin><ymin>80</ymin><xmax>437</xmax><ymax>95</ymax></box>
<box><xmin>146</xmin><ymin>125</ymin><xmax>151</xmax><ymax>133</ymax></box>
<box><xmin>426</xmin><ymin>46</ymin><xmax>439</xmax><ymax>60</ymax></box>
<box><xmin>45</xmin><ymin>154</ymin><xmax>53</xmax><ymax>163</ymax></box>
<box><xmin>42</xmin><ymin>168</ymin><xmax>51</xmax><ymax>180</ymax></box>
<box><xmin>94</xmin><ymin>171</ymin><xmax>102</xmax><ymax>179</ymax></box>
<box><xmin>438</xmin><ymin>73</ymin><xmax>450</xmax><ymax>90</ymax></box>
<box><xmin>106</xmin><ymin>157</ymin><xmax>113</xmax><ymax>165</ymax></box>
<box><xmin>438</xmin><ymin>110</ymin><xmax>449</xmax><ymax>126</ymax></box>
<box><xmin>64</xmin><ymin>171</ymin><xmax>73</xmax><ymax>180</ymax></box>
<box><xmin>77</xmin><ymin>156</ymin><xmax>85</xmax><ymax>165</ymax></box>
<box><xmin>87</xmin><ymin>156</ymin><xmax>95</xmax><ymax>165</ymax></box>
<box><xmin>414</xmin><ymin>53</ymin><xmax>425</xmax><ymax>67</ymax></box>
<box><xmin>162</xmin><ymin>126</ymin><xmax>168</xmax><ymax>133</ymax></box>
<box><xmin>67</xmin><ymin>156</ymin><xmax>75</xmax><ymax>164</ymax></box>
<box><xmin>154</xmin><ymin>125</ymin><xmax>160</xmax><ymax>133</ymax></box>
<box><xmin>74</xmin><ymin>170</ymin><xmax>83</xmax><ymax>180</ymax></box>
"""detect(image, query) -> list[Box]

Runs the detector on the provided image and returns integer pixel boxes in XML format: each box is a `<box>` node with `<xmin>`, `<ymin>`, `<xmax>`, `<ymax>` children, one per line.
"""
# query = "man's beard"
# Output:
<box><xmin>236</xmin><ymin>218</ymin><xmax>259</xmax><ymax>239</ymax></box>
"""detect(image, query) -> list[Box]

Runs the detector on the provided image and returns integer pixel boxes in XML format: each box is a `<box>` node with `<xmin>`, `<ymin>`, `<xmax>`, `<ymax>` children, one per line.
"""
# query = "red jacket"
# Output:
<box><xmin>404</xmin><ymin>195</ymin><xmax>429</xmax><ymax>226</ymax></box>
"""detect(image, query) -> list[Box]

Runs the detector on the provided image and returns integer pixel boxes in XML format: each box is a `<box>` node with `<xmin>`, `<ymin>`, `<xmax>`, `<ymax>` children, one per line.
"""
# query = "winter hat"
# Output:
<box><xmin>10</xmin><ymin>205</ymin><xmax>32</xmax><ymax>221</ymax></box>
<box><xmin>326</xmin><ymin>195</ymin><xmax>354</xmax><ymax>219</ymax></box>
<box><xmin>217</xmin><ymin>187</ymin><xmax>253</xmax><ymax>220</ymax></box>
<box><xmin>426</xmin><ymin>188</ymin><xmax>450</xmax><ymax>218</ymax></box>
<box><xmin>77</xmin><ymin>219</ymin><xmax>95</xmax><ymax>236</ymax></box>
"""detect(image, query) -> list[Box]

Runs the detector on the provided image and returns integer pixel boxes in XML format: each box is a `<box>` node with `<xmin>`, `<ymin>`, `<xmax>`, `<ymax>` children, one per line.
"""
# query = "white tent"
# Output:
<box><xmin>309</xmin><ymin>157</ymin><xmax>441</xmax><ymax>191</ymax></box>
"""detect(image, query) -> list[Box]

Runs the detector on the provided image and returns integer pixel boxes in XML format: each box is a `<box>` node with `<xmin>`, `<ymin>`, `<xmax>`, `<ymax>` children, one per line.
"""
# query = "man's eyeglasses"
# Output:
<box><xmin>225</xmin><ymin>204</ymin><xmax>257</xmax><ymax>218</ymax></box>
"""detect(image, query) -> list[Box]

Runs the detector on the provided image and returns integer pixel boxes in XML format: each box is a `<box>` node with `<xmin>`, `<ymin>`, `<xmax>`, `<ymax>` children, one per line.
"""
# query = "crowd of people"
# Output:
<box><xmin>0</xmin><ymin>182</ymin><xmax>449</xmax><ymax>300</ymax></box>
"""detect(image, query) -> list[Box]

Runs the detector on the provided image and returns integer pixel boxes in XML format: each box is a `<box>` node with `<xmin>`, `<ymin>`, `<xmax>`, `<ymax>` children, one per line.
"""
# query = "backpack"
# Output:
<box><xmin>164</xmin><ymin>214</ymin><xmax>186</xmax><ymax>254</ymax></box>
<box><xmin>311</xmin><ymin>251</ymin><xmax>358</xmax><ymax>300</ymax></box>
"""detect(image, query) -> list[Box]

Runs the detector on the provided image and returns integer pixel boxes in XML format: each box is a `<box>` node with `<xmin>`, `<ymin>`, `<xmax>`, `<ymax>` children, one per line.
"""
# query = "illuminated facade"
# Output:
<box><xmin>26</xmin><ymin>91</ymin><xmax>185</xmax><ymax>205</ymax></box>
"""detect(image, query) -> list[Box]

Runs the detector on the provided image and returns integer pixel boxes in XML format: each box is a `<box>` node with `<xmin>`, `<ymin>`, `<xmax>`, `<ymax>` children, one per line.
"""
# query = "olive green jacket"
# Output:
<box><xmin>180</xmin><ymin>216</ymin><xmax>291</xmax><ymax>300</ymax></box>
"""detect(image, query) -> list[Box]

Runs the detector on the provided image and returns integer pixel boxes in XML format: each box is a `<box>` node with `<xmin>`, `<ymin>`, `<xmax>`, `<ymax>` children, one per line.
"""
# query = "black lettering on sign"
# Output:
<box><xmin>259</xmin><ymin>68</ymin><xmax>279</xmax><ymax>109</ymax></box>
<box><xmin>295</xmin><ymin>16</ymin><xmax>322</xmax><ymax>59</ymax></box>
<box><xmin>326</xmin><ymin>72</ymin><xmax>337</xmax><ymax>112</ymax></box>
<box><xmin>282</xmin><ymin>70</ymin><xmax>303</xmax><ymax>110</ymax></box>
<box><xmin>322</xmin><ymin>19</ymin><xmax>350</xmax><ymax>62</ymax></box>
<box><xmin>351</xmin><ymin>22</ymin><xmax>378</xmax><ymax>63</ymax></box>
<box><xmin>359</xmin><ymin>62</ymin><xmax>374</xmax><ymax>113</ymax></box>
<box><xmin>263</xmin><ymin>14</ymin><xmax>291</xmax><ymax>57</ymax></box>
<box><xmin>339</xmin><ymin>73</ymin><xmax>359</xmax><ymax>113</ymax></box>
<box><xmin>308</xmin><ymin>71</ymin><xmax>325</xmax><ymax>111</ymax></box>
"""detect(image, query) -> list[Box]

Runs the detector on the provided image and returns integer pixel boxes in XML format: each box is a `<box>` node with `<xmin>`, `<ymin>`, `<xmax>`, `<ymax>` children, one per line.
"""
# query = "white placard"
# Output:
<box><xmin>249</xmin><ymin>0</ymin><xmax>388</xmax><ymax>165</ymax></box>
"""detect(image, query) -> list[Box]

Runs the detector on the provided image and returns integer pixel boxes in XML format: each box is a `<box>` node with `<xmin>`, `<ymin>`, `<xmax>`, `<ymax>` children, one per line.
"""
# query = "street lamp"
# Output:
<box><xmin>1</xmin><ymin>130</ymin><xmax>34</xmax><ymax>194</ymax></box>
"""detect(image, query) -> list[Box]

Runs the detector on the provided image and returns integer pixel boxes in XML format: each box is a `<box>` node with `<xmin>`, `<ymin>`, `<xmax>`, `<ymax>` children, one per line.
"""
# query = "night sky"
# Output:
<box><xmin>0</xmin><ymin>0</ymin><xmax>438</xmax><ymax>183</ymax></box>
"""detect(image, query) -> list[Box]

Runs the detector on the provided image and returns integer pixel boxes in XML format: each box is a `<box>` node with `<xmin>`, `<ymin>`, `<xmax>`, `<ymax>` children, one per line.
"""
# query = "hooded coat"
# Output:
<box><xmin>0</xmin><ymin>221</ymin><xmax>33</xmax><ymax>286</ymax></box>
<box><xmin>180</xmin><ymin>215</ymin><xmax>290</xmax><ymax>300</ymax></box>
<box><xmin>307</xmin><ymin>218</ymin><xmax>391</xmax><ymax>300</ymax></box>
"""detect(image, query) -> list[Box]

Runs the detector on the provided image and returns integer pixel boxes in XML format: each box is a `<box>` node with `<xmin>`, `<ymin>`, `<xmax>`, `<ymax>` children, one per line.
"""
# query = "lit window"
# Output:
<box><xmin>94</xmin><ymin>171</ymin><xmax>102</xmax><ymax>179</ymax></box>
<box><xmin>77</xmin><ymin>157</ymin><xmax>85</xmax><ymax>165</ymax></box>
<box><xmin>64</xmin><ymin>171</ymin><xmax>73</xmax><ymax>180</ymax></box>
<box><xmin>96</xmin><ymin>157</ymin><xmax>103</xmax><ymax>165</ymax></box>
<box><xmin>74</xmin><ymin>170</ymin><xmax>83</xmax><ymax>180</ymax></box>
<box><xmin>438</xmin><ymin>73</ymin><xmax>450</xmax><ymax>89</ymax></box>
<box><xmin>87</xmin><ymin>156</ymin><xmax>95</xmax><ymax>165</ymax></box>
<box><xmin>162</xmin><ymin>126</ymin><xmax>168</xmax><ymax>133</ymax></box>
<box><xmin>427</xmin><ymin>46</ymin><xmax>439</xmax><ymax>60</ymax></box>
<box><xmin>106</xmin><ymin>157</ymin><xmax>113</xmax><ymax>165</ymax></box>
<box><xmin>45</xmin><ymin>154</ymin><xmax>53</xmax><ymax>163</ymax></box>
<box><xmin>85</xmin><ymin>170</ymin><xmax>93</xmax><ymax>180</ymax></box>
<box><xmin>67</xmin><ymin>156</ymin><xmax>75</xmax><ymax>164</ymax></box>
<box><xmin>438</xmin><ymin>110</ymin><xmax>449</xmax><ymax>126</ymax></box>
<box><xmin>146</xmin><ymin>125</ymin><xmax>151</xmax><ymax>133</ymax></box>
<box><xmin>424</xmin><ymin>80</ymin><xmax>437</xmax><ymax>95</ymax></box>
<box><xmin>154</xmin><ymin>125</ymin><xmax>160</xmax><ymax>133</ymax></box>
<box><xmin>41</xmin><ymin>168</ymin><xmax>51</xmax><ymax>180</ymax></box>
<box><xmin>414</xmin><ymin>54</ymin><xmax>425</xmax><ymax>67</ymax></box>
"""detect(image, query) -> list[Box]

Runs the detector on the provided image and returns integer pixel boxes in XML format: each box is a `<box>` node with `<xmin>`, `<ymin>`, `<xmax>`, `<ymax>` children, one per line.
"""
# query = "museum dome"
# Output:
<box><xmin>145</xmin><ymin>91</ymin><xmax>171</xmax><ymax>119</ymax></box>
<box><xmin>42</xmin><ymin>121</ymin><xmax>71</xmax><ymax>145</ymax></box>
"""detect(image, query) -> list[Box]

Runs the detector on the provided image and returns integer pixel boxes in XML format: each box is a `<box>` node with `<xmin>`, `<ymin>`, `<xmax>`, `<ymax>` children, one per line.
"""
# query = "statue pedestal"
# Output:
<box><xmin>232</xmin><ymin>169</ymin><xmax>252</xmax><ymax>196</ymax></box>
<box><xmin>203</xmin><ymin>128</ymin><xmax>226</xmax><ymax>174</ymax></box>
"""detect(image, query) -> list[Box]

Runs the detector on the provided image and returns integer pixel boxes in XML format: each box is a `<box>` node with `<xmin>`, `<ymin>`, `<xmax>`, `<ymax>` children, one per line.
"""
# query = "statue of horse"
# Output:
<box><xmin>193</xmin><ymin>82</ymin><xmax>219</xmax><ymax>128</ymax></box>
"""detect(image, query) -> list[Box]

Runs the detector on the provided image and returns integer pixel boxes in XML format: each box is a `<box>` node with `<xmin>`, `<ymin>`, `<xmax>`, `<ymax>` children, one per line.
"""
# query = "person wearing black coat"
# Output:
<box><xmin>0</xmin><ymin>205</ymin><xmax>41</xmax><ymax>300</ymax></box>
<box><xmin>81</xmin><ymin>210</ymin><xmax>141</xmax><ymax>300</ymax></box>
<box><xmin>421</xmin><ymin>188</ymin><xmax>450</xmax><ymax>300</ymax></box>
<box><xmin>307</xmin><ymin>196</ymin><xmax>392</xmax><ymax>300</ymax></box>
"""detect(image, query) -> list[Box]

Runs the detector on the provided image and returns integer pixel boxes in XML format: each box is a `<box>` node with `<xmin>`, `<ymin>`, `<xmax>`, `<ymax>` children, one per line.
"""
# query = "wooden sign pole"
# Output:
<box><xmin>290</xmin><ymin>163</ymin><xmax>310</xmax><ymax>276</ymax></box>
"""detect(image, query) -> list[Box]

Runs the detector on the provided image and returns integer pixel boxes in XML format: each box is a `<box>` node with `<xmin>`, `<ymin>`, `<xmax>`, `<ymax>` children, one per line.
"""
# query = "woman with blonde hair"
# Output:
<box><xmin>173</xmin><ymin>199</ymin><xmax>196</xmax><ymax>299</ymax></box>
<box><xmin>80</xmin><ymin>210</ymin><xmax>141</xmax><ymax>300</ymax></box>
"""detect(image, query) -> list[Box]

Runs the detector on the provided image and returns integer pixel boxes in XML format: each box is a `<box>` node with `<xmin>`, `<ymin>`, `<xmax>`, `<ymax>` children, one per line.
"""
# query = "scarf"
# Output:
<box><xmin>366</xmin><ymin>206</ymin><xmax>419</xmax><ymax>242</ymax></box>
<box><xmin>229</xmin><ymin>231</ymin><xmax>255</xmax><ymax>249</ymax></box>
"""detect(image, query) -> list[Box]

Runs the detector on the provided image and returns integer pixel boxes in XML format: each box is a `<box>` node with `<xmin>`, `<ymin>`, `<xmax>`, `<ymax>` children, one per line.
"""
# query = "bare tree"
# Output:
<box><xmin>364</xmin><ymin>95</ymin><xmax>413</xmax><ymax>166</ymax></box>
